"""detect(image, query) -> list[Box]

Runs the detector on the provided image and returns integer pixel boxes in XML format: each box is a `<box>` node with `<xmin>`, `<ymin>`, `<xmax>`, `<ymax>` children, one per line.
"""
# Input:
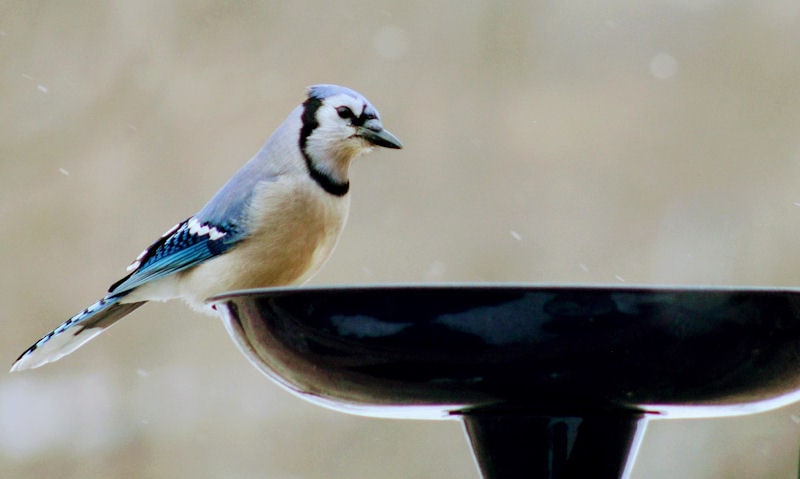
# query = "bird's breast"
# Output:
<box><xmin>180</xmin><ymin>179</ymin><xmax>350</xmax><ymax>307</ymax></box>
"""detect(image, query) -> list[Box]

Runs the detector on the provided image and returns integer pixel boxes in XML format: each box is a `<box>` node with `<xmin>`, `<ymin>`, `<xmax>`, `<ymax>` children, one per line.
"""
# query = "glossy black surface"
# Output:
<box><xmin>462</xmin><ymin>412</ymin><xmax>643</xmax><ymax>479</ymax></box>
<box><xmin>214</xmin><ymin>284</ymin><xmax>800</xmax><ymax>416</ymax></box>
<box><xmin>212</xmin><ymin>285</ymin><xmax>800</xmax><ymax>479</ymax></box>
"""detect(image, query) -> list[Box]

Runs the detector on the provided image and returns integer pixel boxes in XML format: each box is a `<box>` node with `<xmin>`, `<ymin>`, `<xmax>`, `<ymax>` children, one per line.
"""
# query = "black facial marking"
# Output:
<box><xmin>298</xmin><ymin>96</ymin><xmax>350</xmax><ymax>197</ymax></box>
<box><xmin>300</xmin><ymin>96</ymin><xmax>322</xmax><ymax>151</ymax></box>
<box><xmin>336</xmin><ymin>106</ymin><xmax>354</xmax><ymax>120</ymax></box>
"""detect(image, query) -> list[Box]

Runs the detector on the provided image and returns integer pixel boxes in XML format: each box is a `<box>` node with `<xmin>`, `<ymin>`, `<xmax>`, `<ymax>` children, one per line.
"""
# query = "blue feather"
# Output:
<box><xmin>10</xmin><ymin>295</ymin><xmax>146</xmax><ymax>371</ymax></box>
<box><xmin>10</xmin><ymin>218</ymin><xmax>246</xmax><ymax>371</ymax></box>
<box><xmin>109</xmin><ymin>217</ymin><xmax>246</xmax><ymax>294</ymax></box>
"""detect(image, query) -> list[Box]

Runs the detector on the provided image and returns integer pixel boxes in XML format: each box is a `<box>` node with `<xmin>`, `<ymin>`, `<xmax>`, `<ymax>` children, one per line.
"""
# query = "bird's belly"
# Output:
<box><xmin>179</xmin><ymin>184</ymin><xmax>348</xmax><ymax>310</ymax></box>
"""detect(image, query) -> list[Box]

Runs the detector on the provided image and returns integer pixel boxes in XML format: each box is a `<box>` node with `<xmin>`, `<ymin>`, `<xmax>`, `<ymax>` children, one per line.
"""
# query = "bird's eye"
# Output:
<box><xmin>336</xmin><ymin>106</ymin><xmax>355</xmax><ymax>120</ymax></box>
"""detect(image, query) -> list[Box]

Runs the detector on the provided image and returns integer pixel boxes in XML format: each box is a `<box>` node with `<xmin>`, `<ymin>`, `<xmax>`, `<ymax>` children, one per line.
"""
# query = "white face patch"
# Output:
<box><xmin>316</xmin><ymin>94</ymin><xmax>367</xmax><ymax>135</ymax></box>
<box><xmin>303</xmin><ymin>94</ymin><xmax>375</xmax><ymax>177</ymax></box>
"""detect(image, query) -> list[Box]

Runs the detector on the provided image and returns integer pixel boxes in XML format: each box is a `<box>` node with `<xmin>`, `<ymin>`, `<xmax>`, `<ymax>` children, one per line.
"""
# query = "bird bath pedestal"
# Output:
<box><xmin>211</xmin><ymin>285</ymin><xmax>800</xmax><ymax>479</ymax></box>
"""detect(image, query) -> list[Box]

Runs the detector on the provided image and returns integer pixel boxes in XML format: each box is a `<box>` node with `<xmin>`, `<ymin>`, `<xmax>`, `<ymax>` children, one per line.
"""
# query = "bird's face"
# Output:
<box><xmin>301</xmin><ymin>88</ymin><xmax>402</xmax><ymax>172</ymax></box>
<box><xmin>317</xmin><ymin>93</ymin><xmax>403</xmax><ymax>154</ymax></box>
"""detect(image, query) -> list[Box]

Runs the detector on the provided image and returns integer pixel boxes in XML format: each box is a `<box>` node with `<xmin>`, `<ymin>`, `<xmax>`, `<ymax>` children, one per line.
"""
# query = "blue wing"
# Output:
<box><xmin>108</xmin><ymin>217</ymin><xmax>246</xmax><ymax>294</ymax></box>
<box><xmin>11</xmin><ymin>215</ymin><xmax>248</xmax><ymax>371</ymax></box>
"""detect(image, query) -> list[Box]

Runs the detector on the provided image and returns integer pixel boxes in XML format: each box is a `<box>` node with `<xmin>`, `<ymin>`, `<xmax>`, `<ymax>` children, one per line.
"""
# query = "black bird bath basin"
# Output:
<box><xmin>210</xmin><ymin>285</ymin><xmax>800</xmax><ymax>478</ymax></box>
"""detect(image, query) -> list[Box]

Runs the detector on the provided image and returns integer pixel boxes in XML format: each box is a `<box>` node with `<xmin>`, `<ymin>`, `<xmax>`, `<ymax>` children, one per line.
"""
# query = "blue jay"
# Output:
<box><xmin>11</xmin><ymin>84</ymin><xmax>402</xmax><ymax>372</ymax></box>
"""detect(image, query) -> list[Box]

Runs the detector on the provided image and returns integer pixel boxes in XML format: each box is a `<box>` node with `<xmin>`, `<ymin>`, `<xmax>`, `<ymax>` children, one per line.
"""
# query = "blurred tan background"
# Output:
<box><xmin>2</xmin><ymin>1</ymin><xmax>800</xmax><ymax>477</ymax></box>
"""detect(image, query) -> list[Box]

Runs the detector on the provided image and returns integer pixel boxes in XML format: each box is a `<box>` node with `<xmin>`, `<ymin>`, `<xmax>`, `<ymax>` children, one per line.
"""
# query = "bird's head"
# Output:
<box><xmin>299</xmin><ymin>84</ymin><xmax>402</xmax><ymax>195</ymax></box>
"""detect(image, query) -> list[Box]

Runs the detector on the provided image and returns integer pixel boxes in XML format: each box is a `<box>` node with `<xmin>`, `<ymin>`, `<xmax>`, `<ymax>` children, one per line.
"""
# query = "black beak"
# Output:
<box><xmin>357</xmin><ymin>120</ymin><xmax>403</xmax><ymax>149</ymax></box>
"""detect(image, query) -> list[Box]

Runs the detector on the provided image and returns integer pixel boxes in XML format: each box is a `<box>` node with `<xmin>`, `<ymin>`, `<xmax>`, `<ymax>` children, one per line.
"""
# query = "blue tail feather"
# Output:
<box><xmin>10</xmin><ymin>295</ymin><xmax>145</xmax><ymax>371</ymax></box>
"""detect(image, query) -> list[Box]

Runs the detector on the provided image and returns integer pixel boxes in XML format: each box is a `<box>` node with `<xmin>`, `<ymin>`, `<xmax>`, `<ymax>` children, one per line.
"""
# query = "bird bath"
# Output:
<box><xmin>210</xmin><ymin>284</ymin><xmax>800</xmax><ymax>479</ymax></box>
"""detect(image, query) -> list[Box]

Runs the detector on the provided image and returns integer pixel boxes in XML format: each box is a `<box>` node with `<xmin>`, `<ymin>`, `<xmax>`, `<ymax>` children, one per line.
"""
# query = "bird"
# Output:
<box><xmin>11</xmin><ymin>84</ymin><xmax>402</xmax><ymax>372</ymax></box>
